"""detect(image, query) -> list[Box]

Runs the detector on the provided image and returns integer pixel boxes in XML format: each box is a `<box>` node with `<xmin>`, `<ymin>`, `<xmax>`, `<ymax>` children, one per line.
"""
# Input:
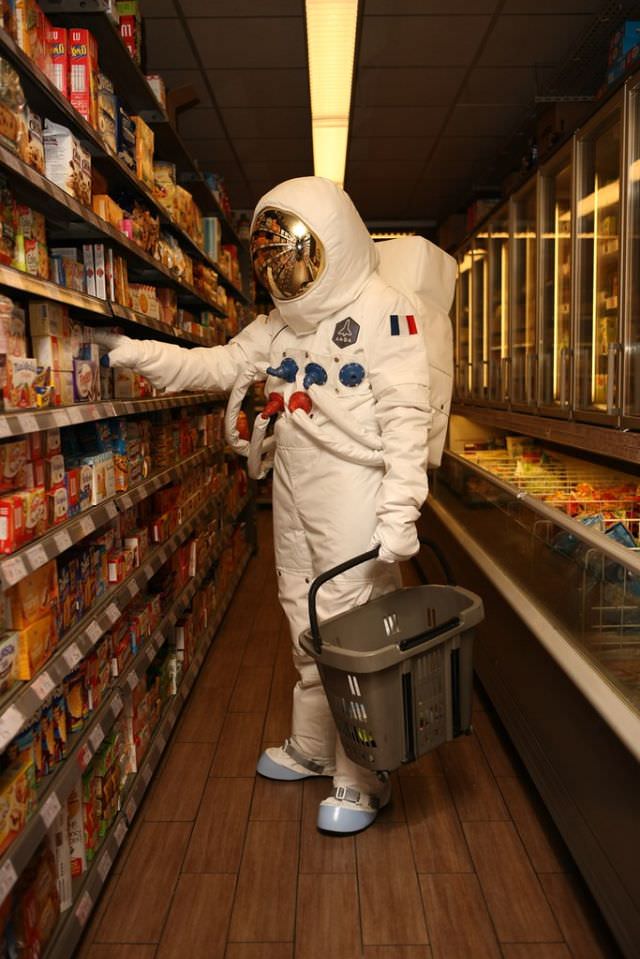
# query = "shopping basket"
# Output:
<box><xmin>299</xmin><ymin>539</ymin><xmax>484</xmax><ymax>772</ymax></box>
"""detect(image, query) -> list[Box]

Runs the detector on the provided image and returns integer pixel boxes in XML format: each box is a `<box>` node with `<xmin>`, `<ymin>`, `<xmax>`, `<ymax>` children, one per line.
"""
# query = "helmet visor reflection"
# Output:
<box><xmin>250</xmin><ymin>208</ymin><xmax>325</xmax><ymax>300</ymax></box>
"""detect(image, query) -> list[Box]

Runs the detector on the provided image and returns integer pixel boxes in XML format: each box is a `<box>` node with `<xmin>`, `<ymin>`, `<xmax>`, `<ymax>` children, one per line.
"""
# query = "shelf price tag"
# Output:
<box><xmin>85</xmin><ymin>621</ymin><xmax>102</xmax><ymax>645</ymax></box>
<box><xmin>40</xmin><ymin>792</ymin><xmax>62</xmax><ymax>830</ymax></box>
<box><xmin>68</xmin><ymin>406</ymin><xmax>86</xmax><ymax>424</ymax></box>
<box><xmin>105</xmin><ymin>501</ymin><xmax>118</xmax><ymax>519</ymax></box>
<box><xmin>75</xmin><ymin>891</ymin><xmax>93</xmax><ymax>928</ymax></box>
<box><xmin>76</xmin><ymin>744</ymin><xmax>91</xmax><ymax>771</ymax></box>
<box><xmin>27</xmin><ymin>543</ymin><xmax>49</xmax><ymax>571</ymax></box>
<box><xmin>31</xmin><ymin>673</ymin><xmax>55</xmax><ymax>702</ymax></box>
<box><xmin>97</xmin><ymin>850</ymin><xmax>113</xmax><ymax>882</ymax></box>
<box><xmin>111</xmin><ymin>691</ymin><xmax>123</xmax><ymax>716</ymax></box>
<box><xmin>62</xmin><ymin>643</ymin><xmax>83</xmax><ymax>671</ymax></box>
<box><xmin>127</xmin><ymin>671</ymin><xmax>139</xmax><ymax>691</ymax></box>
<box><xmin>156</xmin><ymin>732</ymin><xmax>166</xmax><ymax>752</ymax></box>
<box><xmin>79</xmin><ymin>516</ymin><xmax>94</xmax><ymax>537</ymax></box>
<box><xmin>141</xmin><ymin>764</ymin><xmax>152</xmax><ymax>785</ymax></box>
<box><xmin>0</xmin><ymin>860</ymin><xmax>18</xmax><ymax>902</ymax></box>
<box><xmin>105</xmin><ymin>603</ymin><xmax>120</xmax><ymax>624</ymax></box>
<box><xmin>52</xmin><ymin>409</ymin><xmax>70</xmax><ymax>426</ymax></box>
<box><xmin>119</xmin><ymin>494</ymin><xmax>132</xmax><ymax>510</ymax></box>
<box><xmin>0</xmin><ymin>706</ymin><xmax>24</xmax><ymax>750</ymax></box>
<box><xmin>18</xmin><ymin>414</ymin><xmax>38</xmax><ymax>433</ymax></box>
<box><xmin>2</xmin><ymin>555</ymin><xmax>27</xmax><ymax>587</ymax></box>
<box><xmin>53</xmin><ymin>529</ymin><xmax>73</xmax><ymax>554</ymax></box>
<box><xmin>0</xmin><ymin>419</ymin><xmax>12</xmax><ymax>439</ymax></box>
<box><xmin>114</xmin><ymin>818</ymin><xmax>128</xmax><ymax>845</ymax></box>
<box><xmin>89</xmin><ymin>724</ymin><xmax>104</xmax><ymax>753</ymax></box>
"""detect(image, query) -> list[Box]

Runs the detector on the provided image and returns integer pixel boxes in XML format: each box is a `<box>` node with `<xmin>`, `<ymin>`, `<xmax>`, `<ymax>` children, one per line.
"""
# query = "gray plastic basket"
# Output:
<box><xmin>299</xmin><ymin>543</ymin><xmax>484</xmax><ymax>772</ymax></box>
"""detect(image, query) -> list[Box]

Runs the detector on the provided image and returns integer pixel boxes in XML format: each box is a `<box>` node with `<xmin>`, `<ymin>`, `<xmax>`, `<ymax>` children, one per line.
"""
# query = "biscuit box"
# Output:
<box><xmin>16</xmin><ymin>612</ymin><xmax>57</xmax><ymax>678</ymax></box>
<box><xmin>3</xmin><ymin>355</ymin><xmax>38</xmax><ymax>410</ymax></box>
<box><xmin>43</xmin><ymin>120</ymin><xmax>92</xmax><ymax>207</ymax></box>
<box><xmin>68</xmin><ymin>28</ymin><xmax>98</xmax><ymax>127</ymax></box>
<box><xmin>0</xmin><ymin>631</ymin><xmax>18</xmax><ymax>694</ymax></box>
<box><xmin>5</xmin><ymin>559</ymin><xmax>58</xmax><ymax>628</ymax></box>
<box><xmin>0</xmin><ymin>752</ymin><xmax>37</xmax><ymax>856</ymax></box>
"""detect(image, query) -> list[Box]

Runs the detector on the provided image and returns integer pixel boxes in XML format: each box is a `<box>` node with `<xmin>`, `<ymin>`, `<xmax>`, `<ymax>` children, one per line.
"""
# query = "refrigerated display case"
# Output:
<box><xmin>575</xmin><ymin>96</ymin><xmax>623</xmax><ymax>423</ymax></box>
<box><xmin>539</xmin><ymin>147</ymin><xmax>573</xmax><ymax>415</ymax></box>
<box><xmin>511</xmin><ymin>181</ymin><xmax>538</xmax><ymax>409</ymax></box>
<box><xmin>487</xmin><ymin>206</ymin><xmax>510</xmax><ymax>405</ymax></box>
<box><xmin>424</xmin><ymin>416</ymin><xmax>640</xmax><ymax>958</ymax></box>
<box><xmin>455</xmin><ymin>245</ymin><xmax>471</xmax><ymax>401</ymax></box>
<box><xmin>470</xmin><ymin>237</ymin><xmax>489</xmax><ymax>402</ymax></box>
<box><xmin>624</xmin><ymin>74</ymin><xmax>640</xmax><ymax>428</ymax></box>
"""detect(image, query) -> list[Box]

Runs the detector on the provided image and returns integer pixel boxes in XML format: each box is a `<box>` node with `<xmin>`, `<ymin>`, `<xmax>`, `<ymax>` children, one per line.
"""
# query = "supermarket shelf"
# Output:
<box><xmin>0</xmin><ymin>444</ymin><xmax>220</xmax><ymax>590</ymax></box>
<box><xmin>0</xmin><ymin>264</ymin><xmax>113</xmax><ymax>317</ymax></box>
<box><xmin>110</xmin><ymin>303</ymin><xmax>218</xmax><ymax>346</ymax></box>
<box><xmin>0</xmin><ymin>390</ymin><xmax>225</xmax><ymax>439</ymax></box>
<box><xmin>0</xmin><ymin>142</ymin><xmax>227</xmax><ymax>317</ymax></box>
<box><xmin>41</xmin><ymin>547</ymin><xmax>252</xmax><ymax>959</ymax></box>
<box><xmin>452</xmin><ymin>403</ymin><xmax>640</xmax><ymax>467</ymax></box>
<box><xmin>0</xmin><ymin>494</ymin><xmax>221</xmax><ymax>750</ymax></box>
<box><xmin>0</xmin><ymin>531</ymin><xmax>233</xmax><ymax>903</ymax></box>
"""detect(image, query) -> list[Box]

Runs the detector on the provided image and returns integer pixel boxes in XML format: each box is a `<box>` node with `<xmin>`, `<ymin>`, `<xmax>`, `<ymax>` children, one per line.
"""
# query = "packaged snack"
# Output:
<box><xmin>117</xmin><ymin>0</ymin><xmax>142</xmax><ymax>63</ymax></box>
<box><xmin>0</xmin><ymin>439</ymin><xmax>28</xmax><ymax>492</ymax></box>
<box><xmin>43</xmin><ymin>119</ymin><xmax>92</xmax><ymax>206</ymax></box>
<box><xmin>117</xmin><ymin>105</ymin><xmax>136</xmax><ymax>172</ymax></box>
<box><xmin>32</xmin><ymin>334</ymin><xmax>74</xmax><ymax>371</ymax></box>
<box><xmin>20</xmin><ymin>106</ymin><xmax>45</xmax><ymax>173</ymax></box>
<box><xmin>3</xmin><ymin>355</ymin><xmax>38</xmax><ymax>410</ymax></box>
<box><xmin>28</xmin><ymin>299</ymin><xmax>69</xmax><ymax>338</ymax></box>
<box><xmin>68</xmin><ymin>28</ymin><xmax>98</xmax><ymax>127</ymax></box>
<box><xmin>0</xmin><ymin>297</ymin><xmax>26</xmax><ymax>356</ymax></box>
<box><xmin>0</xmin><ymin>631</ymin><xmax>18</xmax><ymax>693</ymax></box>
<box><xmin>132</xmin><ymin>115</ymin><xmax>154</xmax><ymax>188</ymax></box>
<box><xmin>66</xmin><ymin>783</ymin><xmax>86</xmax><ymax>877</ymax></box>
<box><xmin>0</xmin><ymin>495</ymin><xmax>25</xmax><ymax>552</ymax></box>
<box><xmin>0</xmin><ymin>751</ymin><xmax>37</xmax><ymax>855</ymax></box>
<box><xmin>0</xmin><ymin>173</ymin><xmax>15</xmax><ymax>266</ymax></box>
<box><xmin>19</xmin><ymin>485</ymin><xmax>46</xmax><ymax>541</ymax></box>
<box><xmin>6</xmin><ymin>559</ymin><xmax>58</xmax><ymax>628</ymax></box>
<box><xmin>16</xmin><ymin>613</ymin><xmax>57</xmax><ymax>679</ymax></box>
<box><xmin>47</xmin><ymin>26</ymin><xmax>68</xmax><ymax>97</ymax></box>
<box><xmin>73</xmin><ymin>357</ymin><xmax>99</xmax><ymax>402</ymax></box>
<box><xmin>50</xmin><ymin>806</ymin><xmax>73</xmax><ymax>911</ymax></box>
<box><xmin>47</xmin><ymin>369</ymin><xmax>74</xmax><ymax>406</ymax></box>
<box><xmin>129</xmin><ymin>283</ymin><xmax>159</xmax><ymax>318</ymax></box>
<box><xmin>97</xmin><ymin>72</ymin><xmax>117</xmax><ymax>153</ymax></box>
<box><xmin>0</xmin><ymin>56</ymin><xmax>26</xmax><ymax>153</ymax></box>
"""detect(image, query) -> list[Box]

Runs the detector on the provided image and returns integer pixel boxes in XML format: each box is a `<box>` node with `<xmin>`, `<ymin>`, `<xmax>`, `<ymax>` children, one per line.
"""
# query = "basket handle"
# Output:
<box><xmin>307</xmin><ymin>536</ymin><xmax>456</xmax><ymax>654</ymax></box>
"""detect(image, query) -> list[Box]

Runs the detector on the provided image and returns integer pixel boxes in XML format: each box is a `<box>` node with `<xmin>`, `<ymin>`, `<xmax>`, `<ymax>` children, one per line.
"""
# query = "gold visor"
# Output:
<box><xmin>250</xmin><ymin>208</ymin><xmax>325</xmax><ymax>300</ymax></box>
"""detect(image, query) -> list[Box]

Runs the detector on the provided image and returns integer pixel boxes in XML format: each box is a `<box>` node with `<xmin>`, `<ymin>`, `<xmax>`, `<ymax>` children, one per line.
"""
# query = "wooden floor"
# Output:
<box><xmin>76</xmin><ymin>511</ymin><xmax>623</xmax><ymax>959</ymax></box>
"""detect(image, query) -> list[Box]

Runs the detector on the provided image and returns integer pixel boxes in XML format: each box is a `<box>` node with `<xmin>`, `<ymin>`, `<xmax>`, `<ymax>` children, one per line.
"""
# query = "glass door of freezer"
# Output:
<box><xmin>511</xmin><ymin>181</ymin><xmax>538</xmax><ymax>409</ymax></box>
<box><xmin>539</xmin><ymin>151</ymin><xmax>573</xmax><ymax>415</ymax></box>
<box><xmin>575</xmin><ymin>101</ymin><xmax>623</xmax><ymax>423</ymax></box>
<box><xmin>623</xmin><ymin>76</ymin><xmax>640</xmax><ymax>428</ymax></box>
<box><xmin>470</xmin><ymin>236</ymin><xmax>489</xmax><ymax>402</ymax></box>
<box><xmin>488</xmin><ymin>208</ymin><xmax>509</xmax><ymax>405</ymax></box>
<box><xmin>455</xmin><ymin>248</ymin><xmax>471</xmax><ymax>401</ymax></box>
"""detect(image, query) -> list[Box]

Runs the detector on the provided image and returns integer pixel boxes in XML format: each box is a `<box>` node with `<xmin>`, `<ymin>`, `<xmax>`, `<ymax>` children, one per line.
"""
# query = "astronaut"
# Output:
<box><xmin>96</xmin><ymin>176</ymin><xmax>455</xmax><ymax>834</ymax></box>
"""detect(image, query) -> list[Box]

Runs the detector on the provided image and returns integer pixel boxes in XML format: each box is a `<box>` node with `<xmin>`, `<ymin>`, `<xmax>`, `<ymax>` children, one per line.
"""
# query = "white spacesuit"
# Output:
<box><xmin>97</xmin><ymin>176</ymin><xmax>456</xmax><ymax>833</ymax></box>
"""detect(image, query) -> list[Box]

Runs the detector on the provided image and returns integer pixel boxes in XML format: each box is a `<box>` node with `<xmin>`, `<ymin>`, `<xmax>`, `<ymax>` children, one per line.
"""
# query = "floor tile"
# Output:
<box><xmin>419</xmin><ymin>873</ymin><xmax>502</xmax><ymax>959</ymax></box>
<box><xmin>144</xmin><ymin>741</ymin><xmax>215</xmax><ymax>821</ymax></box>
<box><xmin>439</xmin><ymin>736</ymin><xmax>510</xmax><ymax>821</ymax></box>
<box><xmin>229</xmin><ymin>666</ymin><xmax>274</xmax><ymax>714</ymax></box>
<box><xmin>82</xmin><ymin>948</ymin><xmax>157</xmax><ymax>959</ymax></box>
<box><xmin>95</xmin><ymin>821</ymin><xmax>191</xmax><ymax>943</ymax></box>
<box><xmin>176</xmin><ymin>683</ymin><xmax>233</xmax><ymax>743</ymax></box>
<box><xmin>295</xmin><ymin>874</ymin><xmax>361</xmax><ymax>959</ymax></box>
<box><xmin>250</xmin><ymin>775</ymin><xmax>303</xmax><ymax>821</ymax></box>
<box><xmin>183</xmin><ymin>777</ymin><xmax>254</xmax><ymax>873</ymax></box>
<box><xmin>363</xmin><ymin>949</ymin><xmax>432</xmax><ymax>958</ymax></box>
<box><xmin>401</xmin><ymin>774</ymin><xmax>473</xmax><ymax>873</ymax></box>
<box><xmin>497</xmin><ymin>775</ymin><xmax>571</xmax><ymax>874</ymax></box>
<box><xmin>226</xmin><ymin>947</ymin><xmax>293</xmax><ymax>959</ymax></box>
<box><xmin>539</xmin><ymin>872</ymin><xmax>623</xmax><ymax>959</ymax></box>
<box><xmin>501</xmin><ymin>946</ymin><xmax>573</xmax><ymax>959</ymax></box>
<box><xmin>299</xmin><ymin>778</ymin><xmax>356</xmax><ymax>874</ymax></box>
<box><xmin>156</xmin><ymin>874</ymin><xmax>236</xmax><ymax>959</ymax></box>
<box><xmin>228</xmin><ymin>821</ymin><xmax>299</xmax><ymax>942</ymax></box>
<box><xmin>397</xmin><ymin>749</ymin><xmax>443</xmax><ymax>779</ymax></box>
<box><xmin>210</xmin><ymin>712</ymin><xmax>265</xmax><ymax>777</ymax></box>
<box><xmin>357</xmin><ymin>823</ymin><xmax>429</xmax><ymax>945</ymax></box>
<box><xmin>464</xmin><ymin>820</ymin><xmax>562</xmax><ymax>942</ymax></box>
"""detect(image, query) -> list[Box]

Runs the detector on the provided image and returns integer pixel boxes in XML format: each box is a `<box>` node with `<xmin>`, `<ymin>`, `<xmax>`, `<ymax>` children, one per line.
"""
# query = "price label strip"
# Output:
<box><xmin>89</xmin><ymin>724</ymin><xmax>104</xmax><ymax>753</ymax></box>
<box><xmin>40</xmin><ymin>792</ymin><xmax>62</xmax><ymax>830</ymax></box>
<box><xmin>0</xmin><ymin>705</ymin><xmax>24</xmax><ymax>750</ymax></box>
<box><xmin>105</xmin><ymin>603</ymin><xmax>120</xmax><ymax>624</ymax></box>
<box><xmin>31</xmin><ymin>672</ymin><xmax>55</xmax><ymax>702</ymax></box>
<box><xmin>75</xmin><ymin>890</ymin><xmax>93</xmax><ymax>928</ymax></box>
<box><xmin>2</xmin><ymin>555</ymin><xmax>28</xmax><ymax>587</ymax></box>
<box><xmin>85</xmin><ymin>621</ymin><xmax>102</xmax><ymax>645</ymax></box>
<box><xmin>54</xmin><ymin>529</ymin><xmax>73</xmax><ymax>554</ymax></box>
<box><xmin>0</xmin><ymin>860</ymin><xmax>18</xmax><ymax>902</ymax></box>
<box><xmin>63</xmin><ymin>643</ymin><xmax>83</xmax><ymax>671</ymax></box>
<box><xmin>18</xmin><ymin>413</ymin><xmax>39</xmax><ymax>433</ymax></box>
<box><xmin>79</xmin><ymin>516</ymin><xmax>94</xmax><ymax>537</ymax></box>
<box><xmin>97</xmin><ymin>849</ymin><xmax>113</xmax><ymax>882</ymax></box>
<box><xmin>27</xmin><ymin>543</ymin><xmax>49</xmax><ymax>571</ymax></box>
<box><xmin>114</xmin><ymin>818</ymin><xmax>128</xmax><ymax>846</ymax></box>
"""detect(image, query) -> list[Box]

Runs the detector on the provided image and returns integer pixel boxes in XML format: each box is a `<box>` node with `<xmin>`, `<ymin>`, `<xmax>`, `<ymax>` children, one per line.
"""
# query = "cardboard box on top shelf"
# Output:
<box><xmin>437</xmin><ymin>213</ymin><xmax>466</xmax><ymax>253</ymax></box>
<box><xmin>535</xmin><ymin>102</ymin><xmax>590</xmax><ymax>159</ymax></box>
<box><xmin>68</xmin><ymin>28</ymin><xmax>99</xmax><ymax>128</ymax></box>
<box><xmin>608</xmin><ymin>20</ymin><xmax>640</xmax><ymax>66</ymax></box>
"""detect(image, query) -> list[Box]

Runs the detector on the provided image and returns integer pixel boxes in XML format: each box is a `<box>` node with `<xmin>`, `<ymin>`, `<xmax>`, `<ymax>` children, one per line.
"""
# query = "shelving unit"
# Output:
<box><xmin>0</xmin><ymin>4</ymin><xmax>256</xmax><ymax>953</ymax></box>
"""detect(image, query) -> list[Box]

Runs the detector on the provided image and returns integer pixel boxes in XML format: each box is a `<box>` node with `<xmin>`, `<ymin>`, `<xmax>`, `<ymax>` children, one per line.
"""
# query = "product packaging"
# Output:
<box><xmin>117</xmin><ymin>1</ymin><xmax>142</xmax><ymax>63</ymax></box>
<box><xmin>43</xmin><ymin>119</ymin><xmax>91</xmax><ymax>206</ymax></box>
<box><xmin>47</xmin><ymin>26</ymin><xmax>68</xmax><ymax>97</ymax></box>
<box><xmin>132</xmin><ymin>115</ymin><xmax>154</xmax><ymax>189</ymax></box>
<box><xmin>68</xmin><ymin>27</ymin><xmax>98</xmax><ymax>127</ymax></box>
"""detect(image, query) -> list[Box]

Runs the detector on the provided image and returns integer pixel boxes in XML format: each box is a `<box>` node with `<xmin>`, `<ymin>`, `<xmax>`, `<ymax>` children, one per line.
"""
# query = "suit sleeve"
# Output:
<box><xmin>367</xmin><ymin>297</ymin><xmax>432</xmax><ymax>559</ymax></box>
<box><xmin>106</xmin><ymin>313</ymin><xmax>276</xmax><ymax>393</ymax></box>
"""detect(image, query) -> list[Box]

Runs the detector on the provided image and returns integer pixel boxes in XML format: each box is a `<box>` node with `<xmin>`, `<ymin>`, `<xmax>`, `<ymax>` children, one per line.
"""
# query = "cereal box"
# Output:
<box><xmin>0</xmin><ymin>752</ymin><xmax>37</xmax><ymax>855</ymax></box>
<box><xmin>0</xmin><ymin>495</ymin><xmax>24</xmax><ymax>552</ymax></box>
<box><xmin>47</xmin><ymin>26</ymin><xmax>68</xmax><ymax>98</ymax></box>
<box><xmin>68</xmin><ymin>28</ymin><xmax>98</xmax><ymax>127</ymax></box>
<box><xmin>3</xmin><ymin>355</ymin><xmax>38</xmax><ymax>410</ymax></box>
<box><xmin>132</xmin><ymin>115</ymin><xmax>154</xmax><ymax>189</ymax></box>
<box><xmin>43</xmin><ymin>120</ymin><xmax>92</xmax><ymax>207</ymax></box>
<box><xmin>0</xmin><ymin>631</ymin><xmax>18</xmax><ymax>694</ymax></box>
<box><xmin>16</xmin><ymin>612</ymin><xmax>57</xmax><ymax>678</ymax></box>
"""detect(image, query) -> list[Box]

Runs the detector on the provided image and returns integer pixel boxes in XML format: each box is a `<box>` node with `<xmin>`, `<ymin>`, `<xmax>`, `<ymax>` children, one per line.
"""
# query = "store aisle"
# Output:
<box><xmin>75</xmin><ymin>511</ymin><xmax>621</xmax><ymax>959</ymax></box>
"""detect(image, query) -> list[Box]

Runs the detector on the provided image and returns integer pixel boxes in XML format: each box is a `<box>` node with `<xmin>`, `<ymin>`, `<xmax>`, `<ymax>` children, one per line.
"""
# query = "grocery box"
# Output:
<box><xmin>0</xmin><ymin>752</ymin><xmax>37</xmax><ymax>855</ymax></box>
<box><xmin>3</xmin><ymin>355</ymin><xmax>38</xmax><ymax>410</ymax></box>
<box><xmin>67</xmin><ymin>783</ymin><xmax>86</xmax><ymax>878</ymax></box>
<box><xmin>117</xmin><ymin>0</ymin><xmax>142</xmax><ymax>63</ymax></box>
<box><xmin>608</xmin><ymin>20</ymin><xmax>640</xmax><ymax>65</ymax></box>
<box><xmin>117</xmin><ymin>106</ymin><xmax>136</xmax><ymax>172</ymax></box>
<box><xmin>32</xmin><ymin>333</ymin><xmax>74</xmax><ymax>371</ymax></box>
<box><xmin>28</xmin><ymin>300</ymin><xmax>69</xmax><ymax>338</ymax></box>
<box><xmin>0</xmin><ymin>631</ymin><xmax>18</xmax><ymax>694</ymax></box>
<box><xmin>73</xmin><ymin>357</ymin><xmax>100</xmax><ymax>402</ymax></box>
<box><xmin>5</xmin><ymin>558</ymin><xmax>58</xmax><ymax>628</ymax></box>
<box><xmin>43</xmin><ymin>120</ymin><xmax>92</xmax><ymax>206</ymax></box>
<box><xmin>16</xmin><ymin>613</ymin><xmax>57</xmax><ymax>679</ymax></box>
<box><xmin>47</xmin><ymin>26</ymin><xmax>68</xmax><ymax>98</ymax></box>
<box><xmin>129</xmin><ymin>283</ymin><xmax>159</xmax><ymax>318</ymax></box>
<box><xmin>132</xmin><ymin>115</ymin><xmax>154</xmax><ymax>188</ymax></box>
<box><xmin>68</xmin><ymin>27</ymin><xmax>98</xmax><ymax>127</ymax></box>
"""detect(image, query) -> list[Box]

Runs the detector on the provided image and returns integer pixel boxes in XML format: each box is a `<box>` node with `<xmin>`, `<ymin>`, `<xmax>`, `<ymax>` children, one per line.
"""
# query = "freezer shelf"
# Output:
<box><xmin>437</xmin><ymin>443</ymin><xmax>640</xmax><ymax>716</ymax></box>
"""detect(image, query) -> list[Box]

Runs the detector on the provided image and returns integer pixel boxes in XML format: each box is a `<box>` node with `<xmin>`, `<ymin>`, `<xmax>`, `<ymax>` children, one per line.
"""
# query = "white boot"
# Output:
<box><xmin>317</xmin><ymin>774</ymin><xmax>391</xmax><ymax>833</ymax></box>
<box><xmin>257</xmin><ymin>739</ymin><xmax>336</xmax><ymax>781</ymax></box>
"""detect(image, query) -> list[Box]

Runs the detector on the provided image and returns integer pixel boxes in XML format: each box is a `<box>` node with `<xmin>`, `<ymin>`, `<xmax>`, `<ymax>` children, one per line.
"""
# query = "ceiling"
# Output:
<box><xmin>139</xmin><ymin>0</ymin><xmax>634</xmax><ymax>229</ymax></box>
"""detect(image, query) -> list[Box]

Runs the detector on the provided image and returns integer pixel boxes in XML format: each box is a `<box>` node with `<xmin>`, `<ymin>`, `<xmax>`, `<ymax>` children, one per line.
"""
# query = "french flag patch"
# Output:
<box><xmin>390</xmin><ymin>314</ymin><xmax>418</xmax><ymax>336</ymax></box>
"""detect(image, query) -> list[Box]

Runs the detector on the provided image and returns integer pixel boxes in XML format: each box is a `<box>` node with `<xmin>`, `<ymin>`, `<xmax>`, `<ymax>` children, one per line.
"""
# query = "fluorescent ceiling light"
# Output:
<box><xmin>306</xmin><ymin>0</ymin><xmax>358</xmax><ymax>187</ymax></box>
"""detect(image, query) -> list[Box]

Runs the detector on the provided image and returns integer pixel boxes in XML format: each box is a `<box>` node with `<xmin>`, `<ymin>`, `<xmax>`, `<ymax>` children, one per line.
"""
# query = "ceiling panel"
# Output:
<box><xmin>444</xmin><ymin>103</ymin><xmax>525</xmax><ymax>137</ymax></box>
<box><xmin>360</xmin><ymin>15</ymin><xmax>492</xmax><ymax>67</ymax></box>
<box><xmin>354</xmin><ymin>67</ymin><xmax>466</xmax><ymax>106</ymax></box>
<box><xmin>190</xmin><ymin>18</ymin><xmax>307</xmax><ymax>69</ymax></box>
<box><xmin>155</xmin><ymin>68</ymin><xmax>212</xmax><ymax>108</ymax></box>
<box><xmin>176</xmin><ymin>138</ymin><xmax>237</xmax><ymax>164</ymax></box>
<box><xmin>479</xmin><ymin>14</ymin><xmax>593</xmax><ymax>67</ymax></box>
<box><xmin>180</xmin><ymin>0</ymin><xmax>302</xmax><ymax>15</ymax></box>
<box><xmin>459</xmin><ymin>66</ymin><xmax>554</xmax><ymax>104</ymax></box>
<box><xmin>232</xmin><ymin>141</ymin><xmax>313</xmax><ymax>169</ymax></box>
<box><xmin>347</xmin><ymin>137</ymin><xmax>434</xmax><ymax>161</ymax></box>
<box><xmin>207</xmin><ymin>69</ymin><xmax>309</xmax><ymax>108</ymax></box>
<box><xmin>177</xmin><ymin>107</ymin><xmax>225</xmax><ymax>140</ymax></box>
<box><xmin>348</xmin><ymin>157</ymin><xmax>426</xmax><ymax>183</ymax></box>
<box><xmin>143</xmin><ymin>18</ymin><xmax>194</xmax><ymax>70</ymax></box>
<box><xmin>424</xmin><ymin>136</ymin><xmax>504</xmax><ymax>178</ymax></box>
<box><xmin>503</xmin><ymin>0</ymin><xmax>603</xmax><ymax>11</ymax></box>
<box><xmin>365</xmin><ymin>1</ymin><xmax>497</xmax><ymax>13</ymax></box>
<box><xmin>351</xmin><ymin>105</ymin><xmax>448</xmax><ymax>138</ymax></box>
<box><xmin>139</xmin><ymin>0</ymin><xmax>174</xmax><ymax>16</ymax></box>
<box><xmin>221</xmin><ymin>107</ymin><xmax>310</xmax><ymax>138</ymax></box>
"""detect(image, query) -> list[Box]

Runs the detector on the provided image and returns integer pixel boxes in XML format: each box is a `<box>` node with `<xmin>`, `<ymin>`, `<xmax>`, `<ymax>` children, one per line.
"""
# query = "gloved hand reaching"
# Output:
<box><xmin>370</xmin><ymin>521</ymin><xmax>420</xmax><ymax>564</ymax></box>
<box><xmin>93</xmin><ymin>330</ymin><xmax>138</xmax><ymax>369</ymax></box>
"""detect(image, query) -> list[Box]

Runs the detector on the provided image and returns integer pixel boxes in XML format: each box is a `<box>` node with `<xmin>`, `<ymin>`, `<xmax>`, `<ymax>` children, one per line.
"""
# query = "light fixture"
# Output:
<box><xmin>305</xmin><ymin>0</ymin><xmax>359</xmax><ymax>187</ymax></box>
<box><xmin>370</xmin><ymin>231</ymin><xmax>416</xmax><ymax>240</ymax></box>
